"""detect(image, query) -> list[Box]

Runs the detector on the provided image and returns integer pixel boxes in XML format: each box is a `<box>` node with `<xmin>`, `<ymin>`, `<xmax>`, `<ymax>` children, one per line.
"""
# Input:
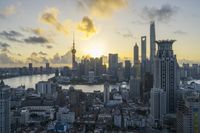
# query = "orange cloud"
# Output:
<box><xmin>79</xmin><ymin>0</ymin><xmax>128</xmax><ymax>18</ymax></box>
<box><xmin>40</xmin><ymin>8</ymin><xmax>69</xmax><ymax>35</ymax></box>
<box><xmin>77</xmin><ymin>16</ymin><xmax>96</xmax><ymax>38</ymax></box>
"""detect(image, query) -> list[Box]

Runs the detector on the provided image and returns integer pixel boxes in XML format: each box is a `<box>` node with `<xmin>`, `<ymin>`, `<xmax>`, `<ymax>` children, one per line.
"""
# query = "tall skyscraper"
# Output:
<box><xmin>141</xmin><ymin>36</ymin><xmax>147</xmax><ymax>79</ymax></box>
<box><xmin>150</xmin><ymin>88</ymin><xmax>166</xmax><ymax>126</ymax></box>
<box><xmin>0</xmin><ymin>81</ymin><xmax>10</xmax><ymax>133</ymax></box>
<box><xmin>177</xmin><ymin>95</ymin><xmax>200</xmax><ymax>133</ymax></box>
<box><xmin>134</xmin><ymin>43</ymin><xmax>139</xmax><ymax>65</ymax></box>
<box><xmin>46</xmin><ymin>62</ymin><xmax>50</xmax><ymax>69</ymax></box>
<box><xmin>46</xmin><ymin>62</ymin><xmax>50</xmax><ymax>73</ymax></box>
<box><xmin>104</xmin><ymin>82</ymin><xmax>110</xmax><ymax>105</ymax></box>
<box><xmin>141</xmin><ymin>36</ymin><xmax>147</xmax><ymax>62</ymax></box>
<box><xmin>154</xmin><ymin>40</ymin><xmax>179</xmax><ymax>113</ymax></box>
<box><xmin>71</xmin><ymin>33</ymin><xmax>77</xmax><ymax>69</ymax></box>
<box><xmin>28</xmin><ymin>63</ymin><xmax>33</xmax><ymax>74</ymax></box>
<box><xmin>124</xmin><ymin>60</ymin><xmax>131</xmax><ymax>80</ymax></box>
<box><xmin>108</xmin><ymin>53</ymin><xmax>118</xmax><ymax>78</ymax></box>
<box><xmin>150</xmin><ymin>21</ymin><xmax>156</xmax><ymax>74</ymax></box>
<box><xmin>129</xmin><ymin>76</ymin><xmax>140</xmax><ymax>100</ymax></box>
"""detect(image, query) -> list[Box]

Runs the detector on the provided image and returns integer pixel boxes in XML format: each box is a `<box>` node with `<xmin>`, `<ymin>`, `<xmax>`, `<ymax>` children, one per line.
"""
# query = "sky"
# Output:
<box><xmin>0</xmin><ymin>0</ymin><xmax>200</xmax><ymax>67</ymax></box>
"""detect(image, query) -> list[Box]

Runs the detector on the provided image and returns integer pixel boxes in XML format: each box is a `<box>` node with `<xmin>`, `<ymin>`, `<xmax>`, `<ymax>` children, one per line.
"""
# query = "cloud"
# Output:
<box><xmin>40</xmin><ymin>8</ymin><xmax>70</xmax><ymax>35</ymax></box>
<box><xmin>77</xmin><ymin>16</ymin><xmax>96</xmax><ymax>38</ymax></box>
<box><xmin>0</xmin><ymin>5</ymin><xmax>16</xmax><ymax>18</ymax></box>
<box><xmin>46</xmin><ymin>45</ymin><xmax>53</xmax><ymax>49</ymax></box>
<box><xmin>23</xmin><ymin>27</ymin><xmax>45</xmax><ymax>36</ymax></box>
<box><xmin>26</xmin><ymin>52</ymin><xmax>48</xmax><ymax>64</ymax></box>
<box><xmin>0</xmin><ymin>53</ymin><xmax>15</xmax><ymax>64</ymax></box>
<box><xmin>142</xmin><ymin>4</ymin><xmax>178</xmax><ymax>22</ymax></box>
<box><xmin>117</xmin><ymin>30</ymin><xmax>133</xmax><ymax>38</ymax></box>
<box><xmin>0</xmin><ymin>53</ymin><xmax>23</xmax><ymax>65</ymax></box>
<box><xmin>50</xmin><ymin>50</ymin><xmax>74</xmax><ymax>65</ymax></box>
<box><xmin>0</xmin><ymin>42</ymin><xmax>10</xmax><ymax>48</ymax></box>
<box><xmin>22</xmin><ymin>27</ymin><xmax>55</xmax><ymax>45</ymax></box>
<box><xmin>24</xmin><ymin>36</ymin><xmax>49</xmax><ymax>44</ymax></box>
<box><xmin>38</xmin><ymin>51</ymin><xmax>48</xmax><ymax>56</ymax></box>
<box><xmin>0</xmin><ymin>42</ymin><xmax>10</xmax><ymax>53</ymax></box>
<box><xmin>0</xmin><ymin>30</ymin><xmax>23</xmax><ymax>42</ymax></box>
<box><xmin>78</xmin><ymin>0</ymin><xmax>127</xmax><ymax>18</ymax></box>
<box><xmin>132</xmin><ymin>20</ymin><xmax>148</xmax><ymax>25</ymax></box>
<box><xmin>174</xmin><ymin>30</ymin><xmax>187</xmax><ymax>35</ymax></box>
<box><xmin>0</xmin><ymin>50</ymin><xmax>78</xmax><ymax>66</ymax></box>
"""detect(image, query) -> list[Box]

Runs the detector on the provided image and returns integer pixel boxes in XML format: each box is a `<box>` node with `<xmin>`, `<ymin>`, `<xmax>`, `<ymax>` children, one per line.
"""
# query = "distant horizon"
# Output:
<box><xmin>0</xmin><ymin>54</ymin><xmax>199</xmax><ymax>68</ymax></box>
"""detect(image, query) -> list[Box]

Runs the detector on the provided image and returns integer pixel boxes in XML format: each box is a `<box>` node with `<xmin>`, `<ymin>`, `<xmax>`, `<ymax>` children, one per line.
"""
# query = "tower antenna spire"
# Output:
<box><xmin>73</xmin><ymin>32</ymin><xmax>75</xmax><ymax>49</ymax></box>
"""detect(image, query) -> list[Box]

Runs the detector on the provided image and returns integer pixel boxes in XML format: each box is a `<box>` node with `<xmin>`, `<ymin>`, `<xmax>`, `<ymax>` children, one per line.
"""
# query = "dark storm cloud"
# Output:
<box><xmin>24</xmin><ymin>36</ymin><xmax>49</xmax><ymax>44</ymax></box>
<box><xmin>142</xmin><ymin>4</ymin><xmax>178</xmax><ymax>22</ymax></box>
<box><xmin>0</xmin><ymin>30</ymin><xmax>23</xmax><ymax>42</ymax></box>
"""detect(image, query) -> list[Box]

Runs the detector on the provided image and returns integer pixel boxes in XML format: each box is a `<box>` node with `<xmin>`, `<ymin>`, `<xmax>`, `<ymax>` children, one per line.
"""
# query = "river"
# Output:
<box><xmin>2</xmin><ymin>74</ymin><xmax>119</xmax><ymax>92</ymax></box>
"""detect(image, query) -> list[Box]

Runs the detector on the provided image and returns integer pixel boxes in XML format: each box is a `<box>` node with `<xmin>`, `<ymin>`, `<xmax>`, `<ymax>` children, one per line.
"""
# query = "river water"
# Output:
<box><xmin>3</xmin><ymin>74</ymin><xmax>119</xmax><ymax>92</ymax></box>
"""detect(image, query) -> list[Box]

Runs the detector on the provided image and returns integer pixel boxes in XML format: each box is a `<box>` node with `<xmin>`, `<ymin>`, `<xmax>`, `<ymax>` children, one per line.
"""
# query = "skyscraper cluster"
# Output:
<box><xmin>131</xmin><ymin>21</ymin><xmax>181</xmax><ymax>127</ymax></box>
<box><xmin>131</xmin><ymin>22</ymin><xmax>156</xmax><ymax>101</ymax></box>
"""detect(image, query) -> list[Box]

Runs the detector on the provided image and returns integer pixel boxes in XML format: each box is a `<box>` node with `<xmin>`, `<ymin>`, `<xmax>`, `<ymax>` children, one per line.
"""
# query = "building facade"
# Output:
<box><xmin>108</xmin><ymin>54</ymin><xmax>118</xmax><ymax>79</ymax></box>
<box><xmin>0</xmin><ymin>81</ymin><xmax>11</xmax><ymax>133</ymax></box>
<box><xmin>104</xmin><ymin>82</ymin><xmax>110</xmax><ymax>105</ymax></box>
<box><xmin>154</xmin><ymin>40</ymin><xmax>179</xmax><ymax>113</ymax></box>
<box><xmin>150</xmin><ymin>88</ymin><xmax>166</xmax><ymax>126</ymax></box>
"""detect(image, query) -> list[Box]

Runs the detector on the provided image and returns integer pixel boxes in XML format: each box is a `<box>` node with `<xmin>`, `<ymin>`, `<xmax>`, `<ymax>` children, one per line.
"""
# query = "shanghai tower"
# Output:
<box><xmin>150</xmin><ymin>21</ymin><xmax>156</xmax><ymax>74</ymax></box>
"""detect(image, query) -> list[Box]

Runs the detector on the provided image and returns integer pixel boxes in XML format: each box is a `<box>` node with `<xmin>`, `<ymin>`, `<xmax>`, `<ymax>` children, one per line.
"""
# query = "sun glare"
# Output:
<box><xmin>84</xmin><ymin>44</ymin><xmax>104</xmax><ymax>58</ymax></box>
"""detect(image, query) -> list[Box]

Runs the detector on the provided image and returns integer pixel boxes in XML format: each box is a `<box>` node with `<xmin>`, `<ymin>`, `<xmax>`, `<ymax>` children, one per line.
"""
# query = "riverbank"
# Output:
<box><xmin>0</xmin><ymin>73</ymin><xmax>55</xmax><ymax>80</ymax></box>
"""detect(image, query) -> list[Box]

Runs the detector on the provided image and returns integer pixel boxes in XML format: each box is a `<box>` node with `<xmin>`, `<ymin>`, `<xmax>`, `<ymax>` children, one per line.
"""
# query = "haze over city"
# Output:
<box><xmin>0</xmin><ymin>0</ymin><xmax>200</xmax><ymax>67</ymax></box>
<box><xmin>1</xmin><ymin>0</ymin><xmax>200</xmax><ymax>133</ymax></box>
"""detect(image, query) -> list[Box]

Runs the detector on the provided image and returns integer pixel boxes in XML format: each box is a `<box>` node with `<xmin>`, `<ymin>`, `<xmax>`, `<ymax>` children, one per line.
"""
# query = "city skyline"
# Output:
<box><xmin>1</xmin><ymin>0</ymin><xmax>200</xmax><ymax>67</ymax></box>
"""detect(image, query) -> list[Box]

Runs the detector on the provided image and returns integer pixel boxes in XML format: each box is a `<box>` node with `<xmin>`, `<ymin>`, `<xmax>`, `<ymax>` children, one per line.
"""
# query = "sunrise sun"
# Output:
<box><xmin>84</xmin><ymin>43</ymin><xmax>105</xmax><ymax>58</ymax></box>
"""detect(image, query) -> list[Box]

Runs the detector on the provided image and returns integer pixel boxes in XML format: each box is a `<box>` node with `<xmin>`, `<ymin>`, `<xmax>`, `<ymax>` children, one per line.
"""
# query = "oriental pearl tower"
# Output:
<box><xmin>71</xmin><ymin>33</ymin><xmax>76</xmax><ymax>69</ymax></box>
